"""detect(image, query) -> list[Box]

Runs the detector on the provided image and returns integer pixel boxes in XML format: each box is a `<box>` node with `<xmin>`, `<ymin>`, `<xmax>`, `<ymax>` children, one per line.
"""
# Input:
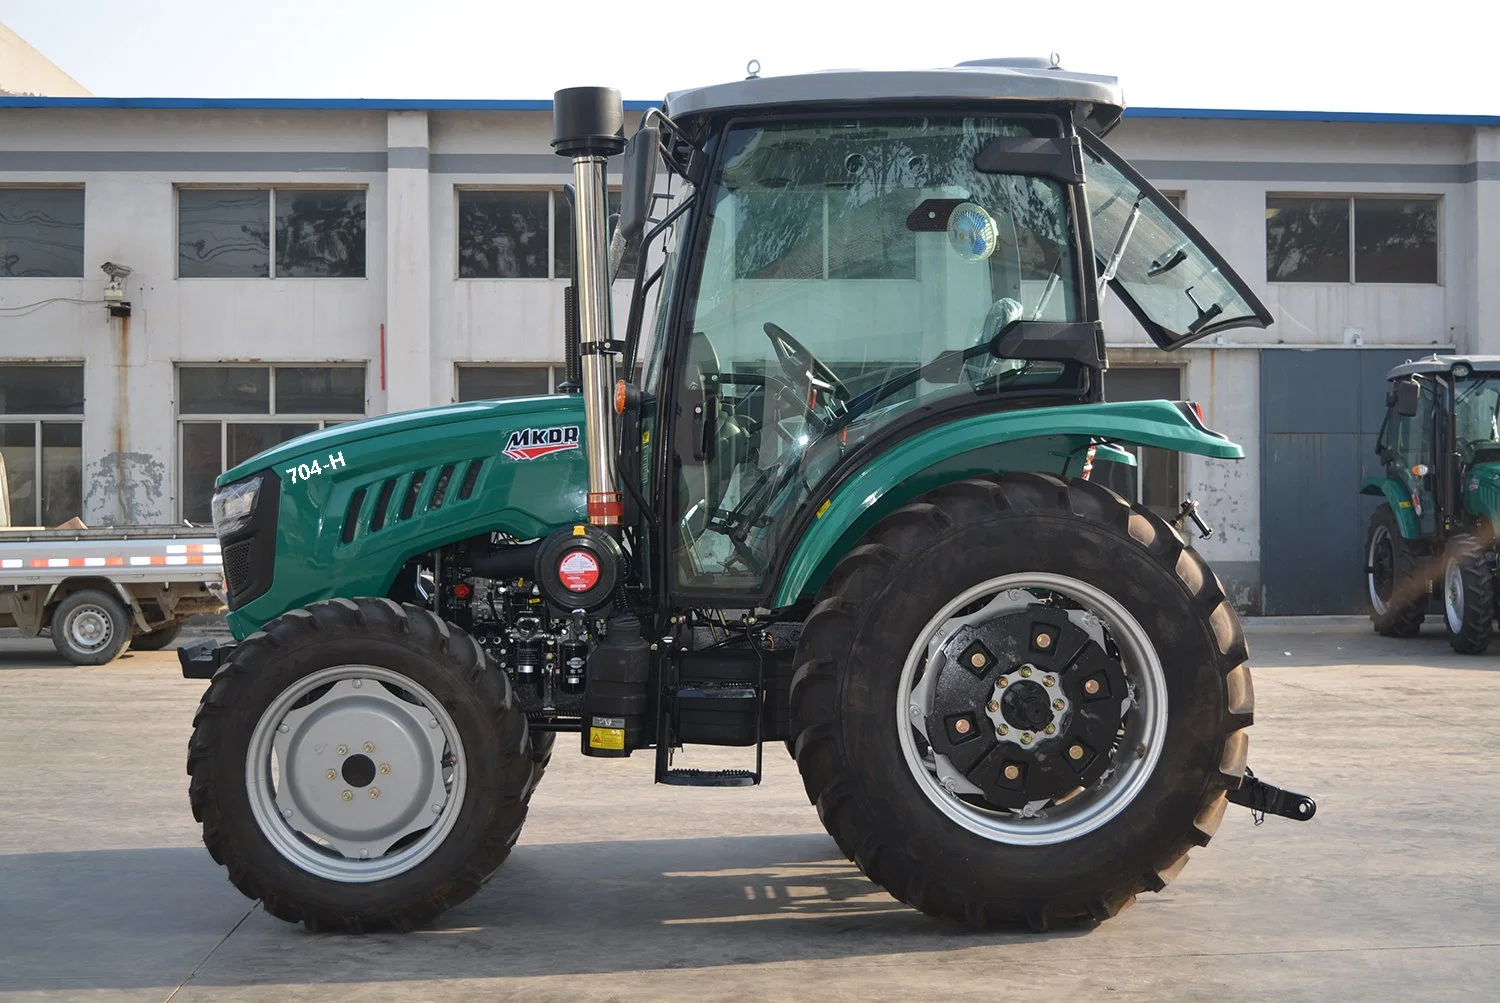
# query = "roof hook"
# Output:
<box><xmin>1049</xmin><ymin>51</ymin><xmax>1062</xmax><ymax>69</ymax></box>
<box><xmin>746</xmin><ymin>59</ymin><xmax>761</xmax><ymax>80</ymax></box>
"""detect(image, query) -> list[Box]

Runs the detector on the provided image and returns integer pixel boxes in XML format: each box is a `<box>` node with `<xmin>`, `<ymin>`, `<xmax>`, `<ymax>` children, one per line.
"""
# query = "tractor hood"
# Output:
<box><xmin>1463</xmin><ymin>462</ymin><xmax>1500</xmax><ymax>530</ymax></box>
<box><xmin>217</xmin><ymin>395</ymin><xmax>581</xmax><ymax>487</ymax></box>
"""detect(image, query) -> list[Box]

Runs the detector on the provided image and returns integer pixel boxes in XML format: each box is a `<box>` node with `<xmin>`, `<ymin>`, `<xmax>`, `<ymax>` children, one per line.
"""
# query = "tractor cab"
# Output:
<box><xmin>1366</xmin><ymin>355</ymin><xmax>1500</xmax><ymax>651</ymax></box>
<box><xmin>605</xmin><ymin>58</ymin><xmax>1271</xmax><ymax>602</ymax></box>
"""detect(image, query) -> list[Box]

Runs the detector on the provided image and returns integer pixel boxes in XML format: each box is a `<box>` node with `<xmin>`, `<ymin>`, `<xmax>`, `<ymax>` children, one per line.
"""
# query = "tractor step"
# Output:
<box><xmin>659</xmin><ymin>768</ymin><xmax>760</xmax><ymax>787</ymax></box>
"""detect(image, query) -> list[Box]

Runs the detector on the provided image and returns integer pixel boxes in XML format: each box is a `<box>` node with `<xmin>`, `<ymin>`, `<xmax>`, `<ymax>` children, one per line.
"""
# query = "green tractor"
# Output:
<box><xmin>1364</xmin><ymin>355</ymin><xmax>1500</xmax><ymax>653</ymax></box>
<box><xmin>182</xmin><ymin>58</ymin><xmax>1314</xmax><ymax>933</ymax></box>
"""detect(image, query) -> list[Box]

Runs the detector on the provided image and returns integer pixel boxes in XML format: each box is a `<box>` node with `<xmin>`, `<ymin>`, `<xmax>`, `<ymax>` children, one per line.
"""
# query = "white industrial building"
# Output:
<box><xmin>2</xmin><ymin>87</ymin><xmax>1498</xmax><ymax>613</ymax></box>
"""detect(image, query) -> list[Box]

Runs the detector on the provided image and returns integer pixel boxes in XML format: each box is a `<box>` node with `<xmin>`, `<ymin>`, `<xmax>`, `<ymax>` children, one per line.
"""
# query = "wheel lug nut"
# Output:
<box><xmin>985</xmin><ymin>699</ymin><xmax>1000</xmax><ymax>713</ymax></box>
<box><xmin>1084</xmin><ymin>678</ymin><xmax>1101</xmax><ymax>696</ymax></box>
<box><xmin>1053</xmin><ymin>699</ymin><xmax>1066</xmax><ymax>711</ymax></box>
<box><xmin>1044</xmin><ymin>675</ymin><xmax>1056</xmax><ymax>687</ymax></box>
<box><xmin>369</xmin><ymin>788</ymin><xmax>380</xmax><ymax>798</ymax></box>
<box><xmin>1003</xmin><ymin>764</ymin><xmax>1021</xmax><ymax>781</ymax></box>
<box><xmin>1020</xmin><ymin>732</ymin><xmax>1033</xmax><ymax>744</ymax></box>
<box><xmin>336</xmin><ymin>745</ymin><xmax>348</xmax><ymax>756</ymax></box>
<box><xmin>1019</xmin><ymin>665</ymin><xmax>1033</xmax><ymax>678</ymax></box>
<box><xmin>1044</xmin><ymin>723</ymin><xmax>1057</xmax><ymax>735</ymax></box>
<box><xmin>997</xmin><ymin>724</ymin><xmax>1009</xmax><ymax>736</ymax></box>
<box><xmin>1068</xmin><ymin>744</ymin><xmax>1085</xmax><ymax>761</ymax></box>
<box><xmin>1035</xmin><ymin>633</ymin><xmax>1052</xmax><ymax>648</ymax></box>
<box><xmin>363</xmin><ymin>742</ymin><xmax>375</xmax><ymax>753</ymax></box>
<box><xmin>379</xmin><ymin>763</ymin><xmax>391</xmax><ymax>774</ymax></box>
<box><xmin>953</xmin><ymin>718</ymin><xmax>972</xmax><ymax>735</ymax></box>
<box><xmin>341</xmin><ymin>790</ymin><xmax>353</xmax><ymax>801</ymax></box>
<box><xmin>969</xmin><ymin>651</ymin><xmax>986</xmax><ymax>669</ymax></box>
<box><xmin>326</xmin><ymin>769</ymin><xmax>337</xmax><ymax>780</ymax></box>
<box><xmin>997</xmin><ymin>677</ymin><xmax>1009</xmax><ymax>688</ymax></box>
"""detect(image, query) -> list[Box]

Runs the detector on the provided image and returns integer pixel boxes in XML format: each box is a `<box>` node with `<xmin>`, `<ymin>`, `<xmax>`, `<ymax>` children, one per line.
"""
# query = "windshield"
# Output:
<box><xmin>1455</xmin><ymin>375</ymin><xmax>1500</xmax><ymax>461</ymax></box>
<box><xmin>672</xmin><ymin>115</ymin><xmax>1087</xmax><ymax>592</ymax></box>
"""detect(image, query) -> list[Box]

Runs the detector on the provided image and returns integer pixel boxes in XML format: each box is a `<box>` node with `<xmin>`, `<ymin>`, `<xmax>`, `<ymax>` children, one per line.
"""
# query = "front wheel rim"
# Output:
<box><xmin>1445</xmin><ymin>559</ymin><xmax>1466</xmax><ymax>634</ymax></box>
<box><xmin>245</xmin><ymin>665</ymin><xmax>467</xmax><ymax>883</ymax></box>
<box><xmin>1367</xmin><ymin>525</ymin><xmax>1394</xmax><ymax>615</ymax></box>
<box><xmin>896</xmin><ymin>572</ymin><xmax>1167</xmax><ymax>847</ymax></box>
<box><xmin>65</xmin><ymin>605</ymin><xmax>114</xmax><ymax>652</ymax></box>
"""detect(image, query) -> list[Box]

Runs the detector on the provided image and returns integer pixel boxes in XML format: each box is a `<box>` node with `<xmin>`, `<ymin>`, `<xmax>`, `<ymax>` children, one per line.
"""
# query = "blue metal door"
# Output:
<box><xmin>1259</xmin><ymin>349</ymin><xmax>1424</xmax><ymax>614</ymax></box>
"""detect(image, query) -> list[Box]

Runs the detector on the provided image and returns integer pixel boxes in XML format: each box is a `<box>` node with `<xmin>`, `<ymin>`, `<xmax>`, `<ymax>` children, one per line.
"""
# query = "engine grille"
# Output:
<box><xmin>223</xmin><ymin>539</ymin><xmax>254</xmax><ymax>598</ymax></box>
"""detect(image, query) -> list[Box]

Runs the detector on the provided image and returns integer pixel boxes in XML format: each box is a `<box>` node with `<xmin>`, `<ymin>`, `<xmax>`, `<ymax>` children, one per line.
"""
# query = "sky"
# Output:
<box><xmin>1</xmin><ymin>0</ymin><xmax>1494</xmax><ymax>115</ymax></box>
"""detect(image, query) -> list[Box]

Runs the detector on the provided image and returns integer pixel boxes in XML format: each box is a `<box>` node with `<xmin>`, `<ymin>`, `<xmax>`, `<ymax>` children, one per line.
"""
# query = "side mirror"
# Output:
<box><xmin>1394</xmin><ymin>380</ymin><xmax>1420</xmax><ymax>418</ymax></box>
<box><xmin>616</xmin><ymin>126</ymin><xmax>660</xmax><ymax>251</ymax></box>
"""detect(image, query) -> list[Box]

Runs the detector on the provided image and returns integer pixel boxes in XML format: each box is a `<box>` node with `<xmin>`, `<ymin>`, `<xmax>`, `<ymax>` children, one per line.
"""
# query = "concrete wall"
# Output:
<box><xmin>0</xmin><ymin>23</ymin><xmax>89</xmax><ymax>97</ymax></box>
<box><xmin>2</xmin><ymin>103</ymin><xmax>1498</xmax><ymax>612</ymax></box>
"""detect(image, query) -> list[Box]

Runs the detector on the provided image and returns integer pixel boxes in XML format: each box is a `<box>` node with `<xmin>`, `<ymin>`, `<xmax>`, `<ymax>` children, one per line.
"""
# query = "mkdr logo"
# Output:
<box><xmin>504</xmin><ymin>425</ymin><xmax>581</xmax><ymax>461</ymax></box>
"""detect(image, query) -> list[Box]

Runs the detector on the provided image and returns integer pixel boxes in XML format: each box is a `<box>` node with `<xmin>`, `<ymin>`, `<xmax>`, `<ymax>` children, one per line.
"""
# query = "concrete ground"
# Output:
<box><xmin>1</xmin><ymin>621</ymin><xmax>1497</xmax><ymax>1003</ymax></box>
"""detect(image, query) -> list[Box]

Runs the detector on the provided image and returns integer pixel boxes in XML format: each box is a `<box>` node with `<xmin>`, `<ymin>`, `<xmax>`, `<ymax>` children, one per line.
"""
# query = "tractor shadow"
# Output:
<box><xmin>0</xmin><ymin>836</ymin><xmax>1093</xmax><ymax>992</ymax></box>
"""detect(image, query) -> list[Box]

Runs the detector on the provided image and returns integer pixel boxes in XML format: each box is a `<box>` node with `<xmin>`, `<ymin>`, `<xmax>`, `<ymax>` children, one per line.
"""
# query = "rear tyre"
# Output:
<box><xmin>131</xmin><ymin>621</ymin><xmax>184</xmax><ymax>651</ymax></box>
<box><xmin>790</xmin><ymin>474</ymin><xmax>1252</xmax><ymax>930</ymax></box>
<box><xmin>1442</xmin><ymin>537</ymin><xmax>1493</xmax><ymax>655</ymax></box>
<box><xmin>187</xmin><ymin>598</ymin><xmax>535</xmax><ymax>931</ymax></box>
<box><xmin>50</xmin><ymin>589</ymin><xmax>132</xmax><ymax>665</ymax></box>
<box><xmin>1365</xmin><ymin>504</ymin><xmax>1426</xmax><ymax>638</ymax></box>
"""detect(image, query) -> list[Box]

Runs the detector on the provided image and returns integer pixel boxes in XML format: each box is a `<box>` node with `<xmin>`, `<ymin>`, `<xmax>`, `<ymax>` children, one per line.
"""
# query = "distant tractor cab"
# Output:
<box><xmin>182</xmin><ymin>58</ymin><xmax>1315</xmax><ymax>934</ymax></box>
<box><xmin>1365</xmin><ymin>355</ymin><xmax>1500</xmax><ymax>652</ymax></box>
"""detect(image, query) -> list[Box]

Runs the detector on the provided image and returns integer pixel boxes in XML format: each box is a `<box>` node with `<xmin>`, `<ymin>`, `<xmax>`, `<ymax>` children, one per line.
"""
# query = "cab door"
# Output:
<box><xmin>1080</xmin><ymin>132</ymin><xmax>1272</xmax><ymax>349</ymax></box>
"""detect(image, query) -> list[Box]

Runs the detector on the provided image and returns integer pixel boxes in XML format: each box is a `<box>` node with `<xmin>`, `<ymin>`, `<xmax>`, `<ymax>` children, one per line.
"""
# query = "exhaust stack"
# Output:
<box><xmin>552</xmin><ymin>87</ymin><xmax>626</xmax><ymax>525</ymax></box>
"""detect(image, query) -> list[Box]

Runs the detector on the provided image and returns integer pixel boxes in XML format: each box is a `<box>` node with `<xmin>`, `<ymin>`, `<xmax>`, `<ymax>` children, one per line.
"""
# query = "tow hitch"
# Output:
<box><xmin>1228</xmin><ymin>767</ymin><xmax>1317</xmax><ymax>824</ymax></box>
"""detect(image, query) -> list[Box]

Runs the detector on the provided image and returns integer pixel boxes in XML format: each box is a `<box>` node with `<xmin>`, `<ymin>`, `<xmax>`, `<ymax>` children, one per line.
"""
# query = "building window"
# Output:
<box><xmin>1160</xmin><ymin>191</ymin><xmax>1184</xmax><ymax>212</ymax></box>
<box><xmin>1097</xmin><ymin>367</ymin><xmax>1182</xmax><ymax>521</ymax></box>
<box><xmin>1266</xmin><ymin>195</ymin><xmax>1439</xmax><ymax>284</ymax></box>
<box><xmin>455</xmin><ymin>365</ymin><xmax>561</xmax><ymax>401</ymax></box>
<box><xmin>0</xmin><ymin>365</ymin><xmax>84</xmax><ymax>526</ymax></box>
<box><xmin>456</xmin><ymin>189</ymin><xmax>636</xmax><ymax>280</ymax></box>
<box><xmin>177</xmin><ymin>365</ymin><xmax>366</xmax><ymax>523</ymax></box>
<box><xmin>0</xmin><ymin>188</ymin><xmax>85</xmax><ymax>278</ymax></box>
<box><xmin>178</xmin><ymin>188</ymin><xmax>366</xmax><ymax>278</ymax></box>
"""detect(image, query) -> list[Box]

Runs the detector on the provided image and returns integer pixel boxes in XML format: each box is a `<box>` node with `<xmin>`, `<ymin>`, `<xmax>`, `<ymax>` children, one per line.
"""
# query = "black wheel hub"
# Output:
<box><xmin>923</xmin><ymin>604</ymin><xmax>1129</xmax><ymax>809</ymax></box>
<box><xmin>1000</xmin><ymin>680</ymin><xmax>1053</xmax><ymax>732</ymax></box>
<box><xmin>341</xmin><ymin>754</ymin><xmax>377</xmax><ymax>788</ymax></box>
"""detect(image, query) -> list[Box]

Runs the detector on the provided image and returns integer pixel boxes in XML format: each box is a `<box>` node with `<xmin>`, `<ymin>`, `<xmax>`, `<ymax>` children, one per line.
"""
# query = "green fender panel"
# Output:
<box><xmin>771</xmin><ymin>399</ymin><xmax>1243</xmax><ymax>608</ymax></box>
<box><xmin>1359</xmin><ymin>476</ymin><xmax>1419</xmax><ymax>539</ymax></box>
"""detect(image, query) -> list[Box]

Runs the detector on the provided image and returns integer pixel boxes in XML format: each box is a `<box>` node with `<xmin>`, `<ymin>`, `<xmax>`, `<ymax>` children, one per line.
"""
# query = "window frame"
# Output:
<box><xmin>453</xmin><ymin>363</ymin><xmax>565</xmax><ymax>400</ymax></box>
<box><xmin>0</xmin><ymin>184</ymin><xmax>87</xmax><ymax>279</ymax></box>
<box><xmin>453</xmin><ymin>186</ymin><xmax>635</xmax><ymax>281</ymax></box>
<box><xmin>1264</xmin><ymin>192</ymin><xmax>1442</xmax><ymax>286</ymax></box>
<box><xmin>0</xmin><ymin>361</ymin><xmax>86</xmax><ymax>526</ymax></box>
<box><xmin>175</xmin><ymin>184</ymin><xmax>369</xmax><ymax>280</ymax></box>
<box><xmin>174</xmin><ymin>363</ymin><xmax>368</xmax><ymax>522</ymax></box>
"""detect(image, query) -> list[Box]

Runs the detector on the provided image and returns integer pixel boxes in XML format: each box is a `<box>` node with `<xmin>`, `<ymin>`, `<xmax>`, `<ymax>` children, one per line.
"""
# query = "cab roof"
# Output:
<box><xmin>662</xmin><ymin>58</ymin><xmax>1125</xmax><ymax>131</ymax></box>
<box><xmin>1386</xmin><ymin>355</ymin><xmax>1500</xmax><ymax>380</ymax></box>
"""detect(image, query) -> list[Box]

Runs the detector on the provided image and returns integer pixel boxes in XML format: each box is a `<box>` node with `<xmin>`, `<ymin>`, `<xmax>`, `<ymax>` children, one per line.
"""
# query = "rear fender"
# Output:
<box><xmin>1360</xmin><ymin>476</ymin><xmax>1420</xmax><ymax>539</ymax></box>
<box><xmin>771</xmin><ymin>399</ymin><xmax>1242</xmax><ymax>607</ymax></box>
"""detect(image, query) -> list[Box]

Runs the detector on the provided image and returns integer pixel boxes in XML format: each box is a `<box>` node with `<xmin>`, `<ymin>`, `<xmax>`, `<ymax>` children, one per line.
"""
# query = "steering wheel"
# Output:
<box><xmin>763</xmin><ymin>322</ymin><xmax>850</xmax><ymax>416</ymax></box>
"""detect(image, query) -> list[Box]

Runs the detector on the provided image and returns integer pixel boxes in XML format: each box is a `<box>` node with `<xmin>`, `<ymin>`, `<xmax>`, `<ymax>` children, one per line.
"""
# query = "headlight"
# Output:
<box><xmin>211</xmin><ymin>478</ymin><xmax>260</xmax><ymax>537</ymax></box>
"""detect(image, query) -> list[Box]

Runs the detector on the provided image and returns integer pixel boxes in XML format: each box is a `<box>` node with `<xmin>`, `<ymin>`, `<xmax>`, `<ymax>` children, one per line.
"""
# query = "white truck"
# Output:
<box><xmin>1</xmin><ymin>460</ymin><xmax>226</xmax><ymax>665</ymax></box>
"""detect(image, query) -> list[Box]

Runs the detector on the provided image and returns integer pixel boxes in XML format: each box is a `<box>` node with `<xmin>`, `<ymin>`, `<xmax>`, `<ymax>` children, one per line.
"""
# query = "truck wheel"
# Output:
<box><xmin>130</xmin><ymin>621</ymin><xmax>184</xmax><ymax>651</ymax></box>
<box><xmin>1441</xmin><ymin>538</ymin><xmax>1493</xmax><ymax>654</ymax></box>
<box><xmin>789</xmin><ymin>474</ymin><xmax>1252</xmax><ymax>930</ymax></box>
<box><xmin>50</xmin><ymin>589</ymin><xmax>132</xmax><ymax>665</ymax></box>
<box><xmin>187</xmin><ymin>598</ymin><xmax>535</xmax><ymax>932</ymax></box>
<box><xmin>1366</xmin><ymin>504</ymin><xmax>1426</xmax><ymax>638</ymax></box>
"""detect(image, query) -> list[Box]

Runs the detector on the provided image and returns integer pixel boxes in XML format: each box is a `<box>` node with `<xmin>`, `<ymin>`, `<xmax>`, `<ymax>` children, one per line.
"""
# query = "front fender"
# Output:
<box><xmin>771</xmin><ymin>399</ymin><xmax>1242</xmax><ymax>607</ymax></box>
<box><xmin>1360</xmin><ymin>476</ymin><xmax>1420</xmax><ymax>539</ymax></box>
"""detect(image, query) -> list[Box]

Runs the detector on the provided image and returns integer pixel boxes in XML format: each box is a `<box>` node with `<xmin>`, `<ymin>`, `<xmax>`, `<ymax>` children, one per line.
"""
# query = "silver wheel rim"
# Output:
<box><xmin>1367</xmin><ymin>525</ymin><xmax>1392</xmax><ymax>616</ymax></box>
<box><xmin>65</xmin><ymin>605</ymin><xmax>114</xmax><ymax>652</ymax></box>
<box><xmin>246</xmin><ymin>665</ymin><xmax>467</xmax><ymax>883</ymax></box>
<box><xmin>1445</xmin><ymin>559</ymin><xmax>1465</xmax><ymax>635</ymax></box>
<box><xmin>897</xmin><ymin>573</ymin><xmax>1167</xmax><ymax>846</ymax></box>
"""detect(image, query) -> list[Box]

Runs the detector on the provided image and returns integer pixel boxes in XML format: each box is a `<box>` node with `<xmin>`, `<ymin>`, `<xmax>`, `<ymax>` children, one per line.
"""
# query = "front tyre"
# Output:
<box><xmin>789</xmin><ymin>474</ymin><xmax>1253</xmax><ymax>930</ymax></box>
<box><xmin>1442</xmin><ymin>538</ymin><xmax>1493</xmax><ymax>654</ymax></box>
<box><xmin>1366</xmin><ymin>504</ymin><xmax>1426</xmax><ymax>638</ymax></box>
<box><xmin>187</xmin><ymin>598</ymin><xmax>534</xmax><ymax>931</ymax></box>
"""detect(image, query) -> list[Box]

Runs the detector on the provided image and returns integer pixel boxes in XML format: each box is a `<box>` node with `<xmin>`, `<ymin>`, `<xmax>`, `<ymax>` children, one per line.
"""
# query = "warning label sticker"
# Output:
<box><xmin>558</xmin><ymin>550</ymin><xmax>600</xmax><ymax>592</ymax></box>
<box><xmin>589</xmin><ymin>726</ymin><xmax>625</xmax><ymax>751</ymax></box>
